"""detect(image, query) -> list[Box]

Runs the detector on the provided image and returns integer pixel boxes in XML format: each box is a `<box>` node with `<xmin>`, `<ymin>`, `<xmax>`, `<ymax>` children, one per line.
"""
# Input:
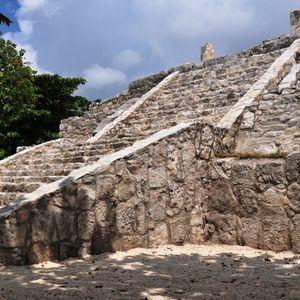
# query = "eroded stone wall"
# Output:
<box><xmin>0</xmin><ymin>122</ymin><xmax>299</xmax><ymax>265</ymax></box>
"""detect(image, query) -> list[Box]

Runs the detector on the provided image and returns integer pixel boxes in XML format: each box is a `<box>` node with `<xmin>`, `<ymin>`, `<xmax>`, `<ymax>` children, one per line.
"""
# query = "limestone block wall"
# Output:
<box><xmin>0</xmin><ymin>121</ymin><xmax>299</xmax><ymax>265</ymax></box>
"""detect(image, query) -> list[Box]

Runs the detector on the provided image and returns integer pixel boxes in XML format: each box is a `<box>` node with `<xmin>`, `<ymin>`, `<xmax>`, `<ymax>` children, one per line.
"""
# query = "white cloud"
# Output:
<box><xmin>3</xmin><ymin>0</ymin><xmax>296</xmax><ymax>99</ymax></box>
<box><xmin>18</xmin><ymin>0</ymin><xmax>48</xmax><ymax>15</ymax></box>
<box><xmin>20</xmin><ymin>44</ymin><xmax>51</xmax><ymax>73</ymax></box>
<box><xmin>82</xmin><ymin>65</ymin><xmax>127</xmax><ymax>88</ymax></box>
<box><xmin>18</xmin><ymin>19</ymin><xmax>34</xmax><ymax>35</ymax></box>
<box><xmin>132</xmin><ymin>0</ymin><xmax>253</xmax><ymax>40</ymax></box>
<box><xmin>113</xmin><ymin>49</ymin><xmax>142</xmax><ymax>69</ymax></box>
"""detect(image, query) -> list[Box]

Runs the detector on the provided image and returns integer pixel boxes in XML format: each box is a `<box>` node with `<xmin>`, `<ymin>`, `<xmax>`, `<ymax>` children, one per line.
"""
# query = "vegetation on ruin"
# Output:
<box><xmin>0</xmin><ymin>38</ymin><xmax>89</xmax><ymax>159</ymax></box>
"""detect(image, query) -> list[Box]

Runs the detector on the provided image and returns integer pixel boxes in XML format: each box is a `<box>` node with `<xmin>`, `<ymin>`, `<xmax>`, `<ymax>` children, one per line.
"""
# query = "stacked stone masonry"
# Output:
<box><xmin>0</xmin><ymin>35</ymin><xmax>300</xmax><ymax>265</ymax></box>
<box><xmin>0</xmin><ymin>124</ymin><xmax>299</xmax><ymax>265</ymax></box>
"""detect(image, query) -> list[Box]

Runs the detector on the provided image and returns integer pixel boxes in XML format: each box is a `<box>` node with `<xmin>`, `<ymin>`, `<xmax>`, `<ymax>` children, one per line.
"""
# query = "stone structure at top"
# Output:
<box><xmin>201</xmin><ymin>42</ymin><xmax>215</xmax><ymax>62</ymax></box>
<box><xmin>0</xmin><ymin>11</ymin><xmax>299</xmax><ymax>266</ymax></box>
<box><xmin>291</xmin><ymin>8</ymin><xmax>300</xmax><ymax>37</ymax></box>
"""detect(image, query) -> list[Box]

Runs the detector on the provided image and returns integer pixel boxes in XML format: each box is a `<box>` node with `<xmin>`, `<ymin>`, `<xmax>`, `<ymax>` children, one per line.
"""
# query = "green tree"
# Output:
<box><xmin>0</xmin><ymin>39</ymin><xmax>38</xmax><ymax>158</ymax></box>
<box><xmin>28</xmin><ymin>74</ymin><xmax>89</xmax><ymax>144</ymax></box>
<box><xmin>0</xmin><ymin>39</ymin><xmax>90</xmax><ymax>159</ymax></box>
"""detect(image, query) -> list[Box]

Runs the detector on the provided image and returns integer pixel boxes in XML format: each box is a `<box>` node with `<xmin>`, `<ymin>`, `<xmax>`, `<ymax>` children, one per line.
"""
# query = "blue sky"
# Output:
<box><xmin>0</xmin><ymin>0</ymin><xmax>298</xmax><ymax>100</ymax></box>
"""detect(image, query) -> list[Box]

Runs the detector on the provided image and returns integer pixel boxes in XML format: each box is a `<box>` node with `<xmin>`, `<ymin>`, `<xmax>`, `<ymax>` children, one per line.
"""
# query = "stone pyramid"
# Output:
<box><xmin>0</xmin><ymin>12</ymin><xmax>299</xmax><ymax>265</ymax></box>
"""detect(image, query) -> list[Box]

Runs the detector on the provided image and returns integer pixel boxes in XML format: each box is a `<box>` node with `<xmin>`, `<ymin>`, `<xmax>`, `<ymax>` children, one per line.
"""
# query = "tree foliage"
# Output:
<box><xmin>0</xmin><ymin>39</ymin><xmax>89</xmax><ymax>159</ymax></box>
<box><xmin>0</xmin><ymin>13</ymin><xmax>12</xmax><ymax>27</ymax></box>
<box><xmin>0</xmin><ymin>39</ymin><xmax>38</xmax><ymax>158</ymax></box>
<box><xmin>30</xmin><ymin>74</ymin><xmax>89</xmax><ymax>144</ymax></box>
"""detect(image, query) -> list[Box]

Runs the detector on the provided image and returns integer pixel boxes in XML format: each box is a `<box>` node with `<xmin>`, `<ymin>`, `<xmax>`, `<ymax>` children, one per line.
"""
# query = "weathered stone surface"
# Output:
<box><xmin>291</xmin><ymin>215</ymin><xmax>300</xmax><ymax>252</ymax></box>
<box><xmin>201</xmin><ymin>42</ymin><xmax>215</xmax><ymax>62</ymax></box>
<box><xmin>0</xmin><ymin>218</ymin><xmax>26</xmax><ymax>248</ymax></box>
<box><xmin>0</xmin><ymin>33</ymin><xmax>300</xmax><ymax>266</ymax></box>
<box><xmin>240</xmin><ymin>111</ymin><xmax>255</xmax><ymax>129</ymax></box>
<box><xmin>258</xmin><ymin>188</ymin><xmax>287</xmax><ymax>216</ymax></box>
<box><xmin>259</xmin><ymin>217</ymin><xmax>290</xmax><ymax>252</ymax></box>
<box><xmin>256</xmin><ymin>161</ymin><xmax>286</xmax><ymax>184</ymax></box>
<box><xmin>287</xmin><ymin>182</ymin><xmax>300</xmax><ymax>210</ymax></box>
<box><xmin>231</xmin><ymin>162</ymin><xmax>256</xmax><ymax>187</ymax></box>
<box><xmin>28</xmin><ymin>242</ymin><xmax>57</xmax><ymax>264</ymax></box>
<box><xmin>148</xmin><ymin>223</ymin><xmax>169</xmax><ymax>247</ymax></box>
<box><xmin>116</xmin><ymin>169</ymin><xmax>136</xmax><ymax>201</ymax></box>
<box><xmin>291</xmin><ymin>9</ymin><xmax>300</xmax><ymax>37</ymax></box>
<box><xmin>286</xmin><ymin>152</ymin><xmax>300</xmax><ymax>183</ymax></box>
<box><xmin>78</xmin><ymin>210</ymin><xmax>95</xmax><ymax>240</ymax></box>
<box><xmin>170</xmin><ymin>216</ymin><xmax>189</xmax><ymax>245</ymax></box>
<box><xmin>116</xmin><ymin>202</ymin><xmax>136</xmax><ymax>235</ymax></box>
<box><xmin>207</xmin><ymin>181</ymin><xmax>238</xmax><ymax>213</ymax></box>
<box><xmin>241</xmin><ymin>217</ymin><xmax>259</xmax><ymax>248</ymax></box>
<box><xmin>234</xmin><ymin>186</ymin><xmax>258</xmax><ymax>216</ymax></box>
<box><xmin>148</xmin><ymin>167</ymin><xmax>167</xmax><ymax>189</ymax></box>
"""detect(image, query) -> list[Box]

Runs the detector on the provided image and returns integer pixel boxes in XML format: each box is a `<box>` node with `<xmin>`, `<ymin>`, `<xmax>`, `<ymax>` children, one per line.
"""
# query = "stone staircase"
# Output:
<box><xmin>235</xmin><ymin>61</ymin><xmax>300</xmax><ymax>154</ymax></box>
<box><xmin>0</xmin><ymin>135</ymin><xmax>141</xmax><ymax>206</ymax></box>
<box><xmin>99</xmin><ymin>49</ymin><xmax>285</xmax><ymax>144</ymax></box>
<box><xmin>0</xmin><ymin>34</ymin><xmax>300</xmax><ymax>265</ymax></box>
<box><xmin>0</xmin><ymin>37</ymin><xmax>296</xmax><ymax>209</ymax></box>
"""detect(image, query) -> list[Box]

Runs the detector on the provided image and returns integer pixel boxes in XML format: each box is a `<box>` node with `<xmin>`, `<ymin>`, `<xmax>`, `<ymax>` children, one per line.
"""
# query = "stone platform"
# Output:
<box><xmin>0</xmin><ymin>34</ymin><xmax>299</xmax><ymax>265</ymax></box>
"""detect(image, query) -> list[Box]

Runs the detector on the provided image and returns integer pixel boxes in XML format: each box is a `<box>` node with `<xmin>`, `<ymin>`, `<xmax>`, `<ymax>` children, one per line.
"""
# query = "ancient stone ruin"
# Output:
<box><xmin>0</xmin><ymin>12</ymin><xmax>300</xmax><ymax>266</ymax></box>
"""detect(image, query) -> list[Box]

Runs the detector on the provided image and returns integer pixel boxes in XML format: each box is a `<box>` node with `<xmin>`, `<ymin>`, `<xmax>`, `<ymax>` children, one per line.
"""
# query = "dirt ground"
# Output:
<box><xmin>0</xmin><ymin>244</ymin><xmax>300</xmax><ymax>300</ymax></box>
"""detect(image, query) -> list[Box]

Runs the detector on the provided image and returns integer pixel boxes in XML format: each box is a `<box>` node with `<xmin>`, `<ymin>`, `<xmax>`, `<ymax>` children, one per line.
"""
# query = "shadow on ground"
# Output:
<box><xmin>0</xmin><ymin>244</ymin><xmax>299</xmax><ymax>300</ymax></box>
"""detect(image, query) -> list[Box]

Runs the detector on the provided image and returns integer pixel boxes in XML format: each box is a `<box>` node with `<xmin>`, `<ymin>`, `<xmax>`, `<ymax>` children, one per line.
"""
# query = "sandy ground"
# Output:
<box><xmin>0</xmin><ymin>244</ymin><xmax>300</xmax><ymax>300</ymax></box>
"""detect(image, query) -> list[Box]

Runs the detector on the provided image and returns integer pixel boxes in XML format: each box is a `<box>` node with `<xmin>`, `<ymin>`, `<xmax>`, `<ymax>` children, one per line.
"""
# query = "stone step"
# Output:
<box><xmin>0</xmin><ymin>192</ymin><xmax>24</xmax><ymax>206</ymax></box>
<box><xmin>0</xmin><ymin>168</ymin><xmax>71</xmax><ymax>177</ymax></box>
<box><xmin>0</xmin><ymin>182</ymin><xmax>42</xmax><ymax>193</ymax></box>
<box><xmin>3</xmin><ymin>162</ymin><xmax>85</xmax><ymax>171</ymax></box>
<box><xmin>0</xmin><ymin>168</ymin><xmax>72</xmax><ymax>180</ymax></box>
<box><xmin>260</xmin><ymin>124</ymin><xmax>287</xmax><ymax>133</ymax></box>
<box><xmin>0</xmin><ymin>176</ymin><xmax>64</xmax><ymax>184</ymax></box>
<box><xmin>21</xmin><ymin>154</ymin><xmax>103</xmax><ymax>166</ymax></box>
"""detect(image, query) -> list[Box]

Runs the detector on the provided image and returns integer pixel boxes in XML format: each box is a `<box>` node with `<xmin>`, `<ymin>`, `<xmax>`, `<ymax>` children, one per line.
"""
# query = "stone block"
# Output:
<box><xmin>149</xmin><ymin>167</ymin><xmax>167</xmax><ymax>189</ymax></box>
<box><xmin>291</xmin><ymin>215</ymin><xmax>300</xmax><ymax>253</ymax></box>
<box><xmin>111</xmin><ymin>235</ymin><xmax>147</xmax><ymax>252</ymax></box>
<box><xmin>201</xmin><ymin>42</ymin><xmax>215</xmax><ymax>62</ymax></box>
<box><xmin>287</xmin><ymin>182</ymin><xmax>300</xmax><ymax>210</ymax></box>
<box><xmin>78</xmin><ymin>211</ymin><xmax>96</xmax><ymax>240</ymax></box>
<box><xmin>241</xmin><ymin>217</ymin><xmax>259</xmax><ymax>248</ymax></box>
<box><xmin>207</xmin><ymin>180</ymin><xmax>238</xmax><ymax>214</ymax></box>
<box><xmin>240</xmin><ymin>111</ymin><xmax>255</xmax><ymax>129</ymax></box>
<box><xmin>256</xmin><ymin>161</ymin><xmax>286</xmax><ymax>185</ymax></box>
<box><xmin>233</xmin><ymin>186</ymin><xmax>258</xmax><ymax>217</ymax></box>
<box><xmin>259</xmin><ymin>217</ymin><xmax>290</xmax><ymax>252</ymax></box>
<box><xmin>291</xmin><ymin>9</ymin><xmax>300</xmax><ymax>37</ymax></box>
<box><xmin>258</xmin><ymin>188</ymin><xmax>287</xmax><ymax>216</ymax></box>
<box><xmin>205</xmin><ymin>212</ymin><xmax>241</xmax><ymax>245</ymax></box>
<box><xmin>116</xmin><ymin>169</ymin><xmax>136</xmax><ymax>201</ymax></box>
<box><xmin>148</xmin><ymin>223</ymin><xmax>169</xmax><ymax>247</ymax></box>
<box><xmin>116</xmin><ymin>202</ymin><xmax>135</xmax><ymax>234</ymax></box>
<box><xmin>170</xmin><ymin>217</ymin><xmax>189</xmax><ymax>245</ymax></box>
<box><xmin>231</xmin><ymin>162</ymin><xmax>256</xmax><ymax>188</ymax></box>
<box><xmin>0</xmin><ymin>218</ymin><xmax>27</xmax><ymax>248</ymax></box>
<box><xmin>96</xmin><ymin>175</ymin><xmax>117</xmax><ymax>199</ymax></box>
<box><xmin>285</xmin><ymin>152</ymin><xmax>300</xmax><ymax>183</ymax></box>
